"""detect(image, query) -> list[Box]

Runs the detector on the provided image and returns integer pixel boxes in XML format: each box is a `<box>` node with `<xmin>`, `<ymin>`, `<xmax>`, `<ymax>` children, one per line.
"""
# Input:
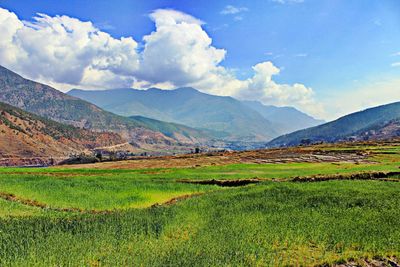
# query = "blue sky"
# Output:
<box><xmin>0</xmin><ymin>0</ymin><xmax>400</xmax><ymax>119</ymax></box>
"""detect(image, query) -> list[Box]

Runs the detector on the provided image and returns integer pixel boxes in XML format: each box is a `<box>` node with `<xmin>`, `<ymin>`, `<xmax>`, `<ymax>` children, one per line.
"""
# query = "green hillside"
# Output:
<box><xmin>268</xmin><ymin>101</ymin><xmax>400</xmax><ymax>147</ymax></box>
<box><xmin>130</xmin><ymin>115</ymin><xmax>213</xmax><ymax>141</ymax></box>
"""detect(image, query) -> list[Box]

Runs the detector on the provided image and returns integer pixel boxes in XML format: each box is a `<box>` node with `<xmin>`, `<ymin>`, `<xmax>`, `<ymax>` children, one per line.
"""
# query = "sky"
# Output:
<box><xmin>0</xmin><ymin>0</ymin><xmax>399</xmax><ymax>120</ymax></box>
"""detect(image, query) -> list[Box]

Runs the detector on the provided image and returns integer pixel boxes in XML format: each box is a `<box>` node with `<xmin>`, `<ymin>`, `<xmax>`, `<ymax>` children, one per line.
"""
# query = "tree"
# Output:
<box><xmin>95</xmin><ymin>151</ymin><xmax>102</xmax><ymax>161</ymax></box>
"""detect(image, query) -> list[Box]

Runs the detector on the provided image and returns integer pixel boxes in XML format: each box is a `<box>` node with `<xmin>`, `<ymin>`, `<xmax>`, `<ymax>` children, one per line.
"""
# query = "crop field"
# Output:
<box><xmin>0</xmin><ymin>142</ymin><xmax>400</xmax><ymax>266</ymax></box>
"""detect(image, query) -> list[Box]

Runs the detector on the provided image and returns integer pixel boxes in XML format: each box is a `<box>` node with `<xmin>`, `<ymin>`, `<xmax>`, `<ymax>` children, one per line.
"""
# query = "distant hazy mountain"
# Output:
<box><xmin>0</xmin><ymin>65</ymin><xmax>209</xmax><ymax>149</ymax></box>
<box><xmin>268</xmin><ymin>102</ymin><xmax>400</xmax><ymax>147</ymax></box>
<box><xmin>0</xmin><ymin>101</ymin><xmax>126</xmax><ymax>166</ymax></box>
<box><xmin>241</xmin><ymin>100</ymin><xmax>324</xmax><ymax>134</ymax></box>
<box><xmin>68</xmin><ymin>87</ymin><xmax>280</xmax><ymax>141</ymax></box>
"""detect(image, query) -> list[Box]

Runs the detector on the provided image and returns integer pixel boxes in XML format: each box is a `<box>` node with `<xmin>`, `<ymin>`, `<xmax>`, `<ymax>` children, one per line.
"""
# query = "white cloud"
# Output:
<box><xmin>0</xmin><ymin>8</ymin><xmax>139</xmax><ymax>89</ymax></box>
<box><xmin>0</xmin><ymin>7</ymin><xmax>321</xmax><ymax>117</ymax></box>
<box><xmin>134</xmin><ymin>9</ymin><xmax>321</xmax><ymax>116</ymax></box>
<box><xmin>94</xmin><ymin>21</ymin><xmax>115</xmax><ymax>31</ymax></box>
<box><xmin>220</xmin><ymin>5</ymin><xmax>248</xmax><ymax>15</ymax></box>
<box><xmin>271</xmin><ymin>0</ymin><xmax>304</xmax><ymax>4</ymax></box>
<box><xmin>237</xmin><ymin>62</ymin><xmax>324</xmax><ymax>116</ymax></box>
<box><xmin>294</xmin><ymin>53</ymin><xmax>308</xmax><ymax>57</ymax></box>
<box><xmin>134</xmin><ymin>9</ymin><xmax>226</xmax><ymax>87</ymax></box>
<box><xmin>391</xmin><ymin>62</ymin><xmax>400</xmax><ymax>67</ymax></box>
<box><xmin>149</xmin><ymin>9</ymin><xmax>204</xmax><ymax>26</ymax></box>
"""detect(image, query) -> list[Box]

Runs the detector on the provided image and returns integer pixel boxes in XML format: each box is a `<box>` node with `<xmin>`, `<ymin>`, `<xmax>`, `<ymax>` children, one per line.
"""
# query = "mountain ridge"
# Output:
<box><xmin>0</xmin><ymin>101</ymin><xmax>128</xmax><ymax>166</ymax></box>
<box><xmin>69</xmin><ymin>87</ymin><xmax>319</xmax><ymax>141</ymax></box>
<box><xmin>0</xmin><ymin>65</ymin><xmax>210</xmax><ymax>150</ymax></box>
<box><xmin>241</xmin><ymin>100</ymin><xmax>324</xmax><ymax>134</ymax></box>
<box><xmin>268</xmin><ymin>101</ymin><xmax>400</xmax><ymax>147</ymax></box>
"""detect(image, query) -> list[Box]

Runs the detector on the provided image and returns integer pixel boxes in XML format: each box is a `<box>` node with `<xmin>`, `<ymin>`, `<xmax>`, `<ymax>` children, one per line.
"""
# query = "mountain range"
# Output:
<box><xmin>268</xmin><ymin>101</ymin><xmax>400</xmax><ymax>147</ymax></box>
<box><xmin>241</xmin><ymin>100</ymin><xmax>324</xmax><ymax>134</ymax></box>
<box><xmin>68</xmin><ymin>87</ymin><xmax>323</xmax><ymax>141</ymax></box>
<box><xmin>3</xmin><ymin>63</ymin><xmax>400</xmax><ymax>166</ymax></box>
<box><xmin>0</xmin><ymin>66</ymin><xmax>210</xmax><ymax>152</ymax></box>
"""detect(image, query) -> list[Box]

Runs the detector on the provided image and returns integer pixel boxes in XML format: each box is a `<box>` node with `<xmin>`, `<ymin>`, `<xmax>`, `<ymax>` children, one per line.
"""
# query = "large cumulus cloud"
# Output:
<box><xmin>134</xmin><ymin>9</ymin><xmax>227</xmax><ymax>87</ymax></box>
<box><xmin>240</xmin><ymin>62</ymin><xmax>321</xmax><ymax>111</ymax></box>
<box><xmin>0</xmin><ymin>8</ymin><xmax>139</xmax><ymax>89</ymax></box>
<box><xmin>0</xmin><ymin>7</ymin><xmax>322</xmax><ymax>116</ymax></box>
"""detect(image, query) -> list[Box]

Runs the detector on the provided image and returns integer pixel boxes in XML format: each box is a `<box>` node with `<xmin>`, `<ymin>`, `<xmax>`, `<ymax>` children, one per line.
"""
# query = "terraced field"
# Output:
<box><xmin>0</xmin><ymin>142</ymin><xmax>400</xmax><ymax>266</ymax></box>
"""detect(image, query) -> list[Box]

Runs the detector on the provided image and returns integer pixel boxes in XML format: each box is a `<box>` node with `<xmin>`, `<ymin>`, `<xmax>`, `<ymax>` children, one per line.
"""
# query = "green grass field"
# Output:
<box><xmin>0</xmin><ymin>143</ymin><xmax>399</xmax><ymax>266</ymax></box>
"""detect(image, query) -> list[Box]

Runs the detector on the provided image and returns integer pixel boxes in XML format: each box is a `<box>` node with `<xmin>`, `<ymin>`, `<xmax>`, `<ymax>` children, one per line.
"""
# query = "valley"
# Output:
<box><xmin>0</xmin><ymin>66</ymin><xmax>212</xmax><ymax>162</ymax></box>
<box><xmin>0</xmin><ymin>141</ymin><xmax>399</xmax><ymax>266</ymax></box>
<box><xmin>69</xmin><ymin>87</ymin><xmax>323</xmax><ymax>141</ymax></box>
<box><xmin>1</xmin><ymin>66</ymin><xmax>400</xmax><ymax>266</ymax></box>
<box><xmin>0</xmin><ymin>2</ymin><xmax>398</xmax><ymax>266</ymax></box>
<box><xmin>0</xmin><ymin>65</ymin><xmax>328</xmax><ymax>166</ymax></box>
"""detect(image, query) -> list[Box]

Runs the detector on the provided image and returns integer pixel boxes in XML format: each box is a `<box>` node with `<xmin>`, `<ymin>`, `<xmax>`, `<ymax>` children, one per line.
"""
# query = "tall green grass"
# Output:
<box><xmin>0</xmin><ymin>172</ymin><xmax>217</xmax><ymax>210</ymax></box>
<box><xmin>0</xmin><ymin>152</ymin><xmax>399</xmax><ymax>212</ymax></box>
<box><xmin>0</xmin><ymin>144</ymin><xmax>399</xmax><ymax>265</ymax></box>
<box><xmin>0</xmin><ymin>181</ymin><xmax>399</xmax><ymax>266</ymax></box>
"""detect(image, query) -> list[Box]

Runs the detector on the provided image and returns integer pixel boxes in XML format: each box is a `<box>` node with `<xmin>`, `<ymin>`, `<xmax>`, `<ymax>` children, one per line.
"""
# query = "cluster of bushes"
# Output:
<box><xmin>59</xmin><ymin>154</ymin><xmax>100</xmax><ymax>165</ymax></box>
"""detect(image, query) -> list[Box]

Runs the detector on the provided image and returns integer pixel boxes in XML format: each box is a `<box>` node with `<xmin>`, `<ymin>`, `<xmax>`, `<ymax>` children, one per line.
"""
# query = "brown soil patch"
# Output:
<box><xmin>59</xmin><ymin>145</ymin><xmax>374</xmax><ymax>170</ymax></box>
<box><xmin>292</xmin><ymin>171</ymin><xmax>400</xmax><ymax>182</ymax></box>
<box><xmin>4</xmin><ymin>171</ymin><xmax>113</xmax><ymax>178</ymax></box>
<box><xmin>177</xmin><ymin>178</ymin><xmax>263</xmax><ymax>187</ymax></box>
<box><xmin>334</xmin><ymin>256</ymin><xmax>399</xmax><ymax>267</ymax></box>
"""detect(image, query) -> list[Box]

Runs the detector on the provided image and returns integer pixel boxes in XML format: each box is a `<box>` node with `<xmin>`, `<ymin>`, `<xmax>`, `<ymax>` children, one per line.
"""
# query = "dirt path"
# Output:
<box><xmin>93</xmin><ymin>142</ymin><xmax>131</xmax><ymax>150</ymax></box>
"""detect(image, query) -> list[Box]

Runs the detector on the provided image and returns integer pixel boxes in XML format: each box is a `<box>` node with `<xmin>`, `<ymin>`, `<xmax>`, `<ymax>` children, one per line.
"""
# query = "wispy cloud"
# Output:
<box><xmin>211</xmin><ymin>23</ymin><xmax>229</xmax><ymax>32</ymax></box>
<box><xmin>294</xmin><ymin>53</ymin><xmax>308</xmax><ymax>57</ymax></box>
<box><xmin>220</xmin><ymin>5</ymin><xmax>248</xmax><ymax>15</ymax></box>
<box><xmin>271</xmin><ymin>0</ymin><xmax>304</xmax><ymax>4</ymax></box>
<box><xmin>373</xmin><ymin>18</ymin><xmax>382</xmax><ymax>26</ymax></box>
<box><xmin>391</xmin><ymin>62</ymin><xmax>400</xmax><ymax>67</ymax></box>
<box><xmin>391</xmin><ymin>52</ymin><xmax>400</xmax><ymax>57</ymax></box>
<box><xmin>94</xmin><ymin>21</ymin><xmax>115</xmax><ymax>31</ymax></box>
<box><xmin>234</xmin><ymin>16</ymin><xmax>243</xmax><ymax>21</ymax></box>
